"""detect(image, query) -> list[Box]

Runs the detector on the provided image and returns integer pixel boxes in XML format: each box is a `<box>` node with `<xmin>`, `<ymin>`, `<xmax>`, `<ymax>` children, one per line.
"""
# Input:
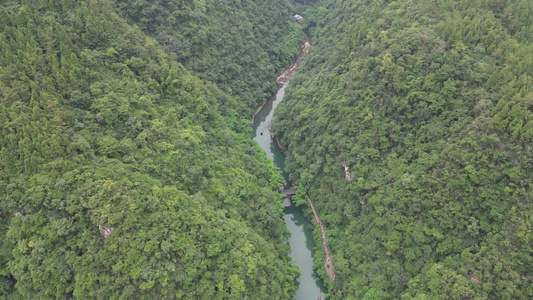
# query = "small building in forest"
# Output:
<box><xmin>294</xmin><ymin>14</ymin><xmax>303</xmax><ymax>23</ymax></box>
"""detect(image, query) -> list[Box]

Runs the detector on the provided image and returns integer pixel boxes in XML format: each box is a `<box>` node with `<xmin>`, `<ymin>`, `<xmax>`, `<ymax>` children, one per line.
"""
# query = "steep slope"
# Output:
<box><xmin>115</xmin><ymin>0</ymin><xmax>305</xmax><ymax>110</ymax></box>
<box><xmin>0</xmin><ymin>0</ymin><xmax>296</xmax><ymax>298</ymax></box>
<box><xmin>275</xmin><ymin>0</ymin><xmax>532</xmax><ymax>299</ymax></box>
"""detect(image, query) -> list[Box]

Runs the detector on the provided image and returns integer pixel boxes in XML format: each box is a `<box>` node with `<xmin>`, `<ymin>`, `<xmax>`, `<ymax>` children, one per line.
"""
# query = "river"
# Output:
<box><xmin>252</xmin><ymin>82</ymin><xmax>327</xmax><ymax>299</ymax></box>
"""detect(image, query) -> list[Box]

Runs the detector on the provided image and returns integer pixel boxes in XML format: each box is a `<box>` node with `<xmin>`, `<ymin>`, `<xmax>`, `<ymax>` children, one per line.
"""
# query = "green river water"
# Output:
<box><xmin>253</xmin><ymin>85</ymin><xmax>326</xmax><ymax>299</ymax></box>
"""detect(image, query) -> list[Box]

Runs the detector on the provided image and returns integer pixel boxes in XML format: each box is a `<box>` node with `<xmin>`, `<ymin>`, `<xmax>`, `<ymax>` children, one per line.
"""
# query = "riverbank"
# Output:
<box><xmin>252</xmin><ymin>36</ymin><xmax>336</xmax><ymax>295</ymax></box>
<box><xmin>274</xmin><ymin>38</ymin><xmax>336</xmax><ymax>282</ymax></box>
<box><xmin>251</xmin><ymin>37</ymin><xmax>329</xmax><ymax>299</ymax></box>
<box><xmin>252</xmin><ymin>83</ymin><xmax>327</xmax><ymax>300</ymax></box>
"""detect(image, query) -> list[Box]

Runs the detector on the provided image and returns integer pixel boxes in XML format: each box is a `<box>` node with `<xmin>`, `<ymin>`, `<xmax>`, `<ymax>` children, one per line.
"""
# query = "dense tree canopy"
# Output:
<box><xmin>2</xmin><ymin>0</ymin><xmax>531</xmax><ymax>298</ymax></box>
<box><xmin>0</xmin><ymin>0</ymin><xmax>300</xmax><ymax>298</ymax></box>
<box><xmin>275</xmin><ymin>0</ymin><xmax>532</xmax><ymax>299</ymax></box>
<box><xmin>114</xmin><ymin>0</ymin><xmax>305</xmax><ymax>110</ymax></box>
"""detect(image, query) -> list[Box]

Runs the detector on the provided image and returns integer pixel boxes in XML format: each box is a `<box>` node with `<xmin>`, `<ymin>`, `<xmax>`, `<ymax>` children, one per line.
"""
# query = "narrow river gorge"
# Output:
<box><xmin>252</xmin><ymin>41</ymin><xmax>327</xmax><ymax>299</ymax></box>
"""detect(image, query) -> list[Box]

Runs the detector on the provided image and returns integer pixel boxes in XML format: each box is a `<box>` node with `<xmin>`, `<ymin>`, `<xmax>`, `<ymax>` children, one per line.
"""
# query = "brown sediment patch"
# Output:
<box><xmin>307</xmin><ymin>195</ymin><xmax>336</xmax><ymax>281</ymax></box>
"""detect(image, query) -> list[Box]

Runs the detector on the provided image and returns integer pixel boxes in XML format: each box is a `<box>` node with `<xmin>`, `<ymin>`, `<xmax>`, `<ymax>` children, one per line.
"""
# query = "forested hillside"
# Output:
<box><xmin>0</xmin><ymin>0</ymin><xmax>299</xmax><ymax>298</ymax></box>
<box><xmin>114</xmin><ymin>0</ymin><xmax>305</xmax><ymax>110</ymax></box>
<box><xmin>275</xmin><ymin>0</ymin><xmax>532</xmax><ymax>299</ymax></box>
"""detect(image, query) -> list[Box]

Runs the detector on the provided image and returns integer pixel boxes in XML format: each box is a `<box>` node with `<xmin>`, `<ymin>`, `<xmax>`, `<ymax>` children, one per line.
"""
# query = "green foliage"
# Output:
<box><xmin>0</xmin><ymin>0</ymin><xmax>300</xmax><ymax>298</ymax></box>
<box><xmin>293</xmin><ymin>184</ymin><xmax>308</xmax><ymax>208</ymax></box>
<box><xmin>274</xmin><ymin>0</ymin><xmax>533</xmax><ymax>299</ymax></box>
<box><xmin>114</xmin><ymin>0</ymin><xmax>306</xmax><ymax>111</ymax></box>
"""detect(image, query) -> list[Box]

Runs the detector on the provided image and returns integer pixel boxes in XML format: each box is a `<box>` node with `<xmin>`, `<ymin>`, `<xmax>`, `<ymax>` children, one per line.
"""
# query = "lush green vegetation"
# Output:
<box><xmin>275</xmin><ymin>0</ymin><xmax>532</xmax><ymax>299</ymax></box>
<box><xmin>3</xmin><ymin>0</ymin><xmax>531</xmax><ymax>298</ymax></box>
<box><xmin>114</xmin><ymin>0</ymin><xmax>305</xmax><ymax>110</ymax></box>
<box><xmin>0</xmin><ymin>0</ymin><xmax>301</xmax><ymax>298</ymax></box>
